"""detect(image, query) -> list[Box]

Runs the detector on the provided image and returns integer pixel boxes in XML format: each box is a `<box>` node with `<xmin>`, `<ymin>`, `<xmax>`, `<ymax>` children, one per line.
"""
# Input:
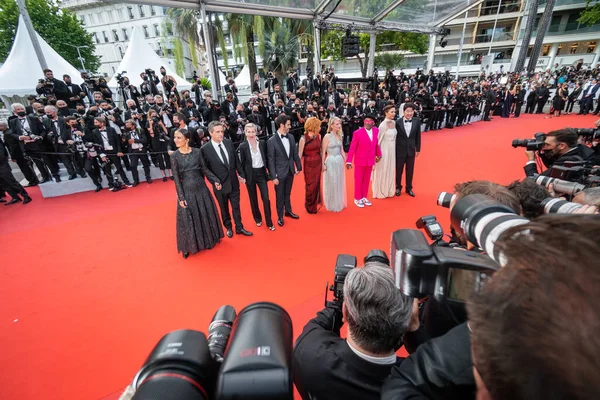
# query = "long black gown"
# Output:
<box><xmin>171</xmin><ymin>148</ymin><xmax>224</xmax><ymax>255</ymax></box>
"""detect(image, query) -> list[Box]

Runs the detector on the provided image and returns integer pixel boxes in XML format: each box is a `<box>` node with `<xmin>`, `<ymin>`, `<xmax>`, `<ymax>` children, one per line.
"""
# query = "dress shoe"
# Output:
<box><xmin>54</xmin><ymin>176</ymin><xmax>62</xmax><ymax>182</ymax></box>
<box><xmin>268</xmin><ymin>226</ymin><xmax>275</xmax><ymax>231</ymax></box>
<box><xmin>22</xmin><ymin>196</ymin><xmax>32</xmax><ymax>205</ymax></box>
<box><xmin>40</xmin><ymin>177</ymin><xmax>52</xmax><ymax>184</ymax></box>
<box><xmin>5</xmin><ymin>198</ymin><xmax>21</xmax><ymax>205</ymax></box>
<box><xmin>68</xmin><ymin>174</ymin><xmax>77</xmax><ymax>180</ymax></box>
<box><xmin>170</xmin><ymin>176</ymin><xmax>175</xmax><ymax>181</ymax></box>
<box><xmin>95</xmin><ymin>185</ymin><xmax>102</xmax><ymax>192</ymax></box>
<box><xmin>125</xmin><ymin>182</ymin><xmax>133</xmax><ymax>188</ymax></box>
<box><xmin>162</xmin><ymin>177</ymin><xmax>168</xmax><ymax>182</ymax></box>
<box><xmin>226</xmin><ymin>229</ymin><xmax>233</xmax><ymax>238</ymax></box>
<box><xmin>406</xmin><ymin>189</ymin><xmax>415</xmax><ymax>197</ymax></box>
<box><xmin>132</xmin><ymin>182</ymin><xmax>139</xmax><ymax>187</ymax></box>
<box><xmin>256</xmin><ymin>221</ymin><xmax>263</xmax><ymax>227</ymax></box>
<box><xmin>235</xmin><ymin>228</ymin><xmax>253</xmax><ymax>236</ymax></box>
<box><xmin>183</xmin><ymin>252</ymin><xmax>189</xmax><ymax>259</ymax></box>
<box><xmin>395</xmin><ymin>189</ymin><xmax>401</xmax><ymax>197</ymax></box>
<box><xmin>285</xmin><ymin>212</ymin><xmax>299</xmax><ymax>219</ymax></box>
<box><xmin>277</xmin><ymin>219</ymin><xmax>284</xmax><ymax>227</ymax></box>
<box><xmin>26</xmin><ymin>181</ymin><xmax>38</xmax><ymax>187</ymax></box>
<box><xmin>146</xmin><ymin>178</ymin><xmax>153</xmax><ymax>184</ymax></box>
<box><xmin>79</xmin><ymin>173</ymin><xmax>87</xmax><ymax>178</ymax></box>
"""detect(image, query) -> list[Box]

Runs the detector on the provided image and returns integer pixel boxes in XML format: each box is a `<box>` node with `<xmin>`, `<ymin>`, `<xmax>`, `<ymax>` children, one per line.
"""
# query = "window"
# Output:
<box><xmin>138</xmin><ymin>5</ymin><xmax>145</xmax><ymax>17</ymax></box>
<box><xmin>570</xmin><ymin>43</ymin><xmax>579</xmax><ymax>54</ymax></box>
<box><xmin>588</xmin><ymin>41</ymin><xmax>597</xmax><ymax>54</ymax></box>
<box><xmin>166</xmin><ymin>24</ymin><xmax>173</xmax><ymax>36</ymax></box>
<box><xmin>106</xmin><ymin>10</ymin><xmax>113</xmax><ymax>23</ymax></box>
<box><xmin>112</xmin><ymin>29</ymin><xmax>119</xmax><ymax>41</ymax></box>
<box><xmin>541</xmin><ymin>44</ymin><xmax>551</xmax><ymax>56</ymax></box>
<box><xmin>122</xmin><ymin>28</ymin><xmax>129</xmax><ymax>41</ymax></box>
<box><xmin>103</xmin><ymin>31</ymin><xmax>109</xmax><ymax>43</ymax></box>
<box><xmin>127</xmin><ymin>6</ymin><xmax>134</xmax><ymax>19</ymax></box>
<box><xmin>93</xmin><ymin>32</ymin><xmax>99</xmax><ymax>44</ymax></box>
<box><xmin>118</xmin><ymin>47</ymin><xmax>125</xmax><ymax>59</ymax></box>
<box><xmin>80</xmin><ymin>15</ymin><xmax>86</xmax><ymax>25</ymax></box>
<box><xmin>143</xmin><ymin>25</ymin><xmax>149</xmax><ymax>38</ymax></box>
<box><xmin>89</xmin><ymin>13</ymin><xmax>95</xmax><ymax>24</ymax></box>
<box><xmin>156</xmin><ymin>42</ymin><xmax>163</xmax><ymax>56</ymax></box>
<box><xmin>97</xmin><ymin>12</ymin><xmax>104</xmax><ymax>24</ymax></box>
<box><xmin>154</xmin><ymin>24</ymin><xmax>160</xmax><ymax>37</ymax></box>
<box><xmin>150</xmin><ymin>6</ymin><xmax>156</xmax><ymax>16</ymax></box>
<box><xmin>556</xmin><ymin>44</ymin><xmax>564</xmax><ymax>55</ymax></box>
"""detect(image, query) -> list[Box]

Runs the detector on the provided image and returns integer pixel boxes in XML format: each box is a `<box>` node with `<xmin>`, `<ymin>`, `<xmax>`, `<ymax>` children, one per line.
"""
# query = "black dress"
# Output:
<box><xmin>171</xmin><ymin>148</ymin><xmax>224</xmax><ymax>255</ymax></box>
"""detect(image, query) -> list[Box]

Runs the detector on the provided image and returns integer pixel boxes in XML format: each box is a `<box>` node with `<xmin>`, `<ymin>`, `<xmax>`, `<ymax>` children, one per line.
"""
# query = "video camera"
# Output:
<box><xmin>128</xmin><ymin>302</ymin><xmax>293</xmax><ymax>400</ymax></box>
<box><xmin>115</xmin><ymin>71</ymin><xmax>128</xmax><ymax>87</ymax></box>
<box><xmin>512</xmin><ymin>132</ymin><xmax>546</xmax><ymax>151</ymax></box>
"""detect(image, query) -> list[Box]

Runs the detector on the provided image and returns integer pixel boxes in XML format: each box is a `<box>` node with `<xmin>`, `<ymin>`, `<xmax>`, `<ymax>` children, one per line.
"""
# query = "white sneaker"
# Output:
<box><xmin>362</xmin><ymin>198</ymin><xmax>372</xmax><ymax>206</ymax></box>
<box><xmin>354</xmin><ymin>199</ymin><xmax>364</xmax><ymax>208</ymax></box>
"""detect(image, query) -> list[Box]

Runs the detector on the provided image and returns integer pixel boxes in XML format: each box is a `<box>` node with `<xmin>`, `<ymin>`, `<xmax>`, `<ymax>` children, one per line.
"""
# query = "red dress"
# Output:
<box><xmin>302</xmin><ymin>134</ymin><xmax>322</xmax><ymax>214</ymax></box>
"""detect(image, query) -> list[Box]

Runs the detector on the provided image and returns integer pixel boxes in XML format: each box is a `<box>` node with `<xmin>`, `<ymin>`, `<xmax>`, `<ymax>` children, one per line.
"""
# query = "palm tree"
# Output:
<box><xmin>165</xmin><ymin>8</ymin><xmax>202</xmax><ymax>69</ymax></box>
<box><xmin>262</xmin><ymin>21</ymin><xmax>299</xmax><ymax>84</ymax></box>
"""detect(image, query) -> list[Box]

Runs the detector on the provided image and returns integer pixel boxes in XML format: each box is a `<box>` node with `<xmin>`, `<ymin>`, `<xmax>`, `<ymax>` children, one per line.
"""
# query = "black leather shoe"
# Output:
<box><xmin>68</xmin><ymin>174</ymin><xmax>77</xmax><ymax>180</ymax></box>
<box><xmin>236</xmin><ymin>228</ymin><xmax>253</xmax><ymax>236</ymax></box>
<box><xmin>285</xmin><ymin>212</ymin><xmax>299</xmax><ymax>219</ymax></box>
<box><xmin>132</xmin><ymin>182</ymin><xmax>139</xmax><ymax>187</ymax></box>
<box><xmin>22</xmin><ymin>196</ymin><xmax>32</xmax><ymax>205</ymax></box>
<box><xmin>183</xmin><ymin>252</ymin><xmax>189</xmax><ymax>259</ymax></box>
<box><xmin>170</xmin><ymin>176</ymin><xmax>175</xmax><ymax>181</ymax></box>
<box><xmin>26</xmin><ymin>182</ymin><xmax>38</xmax><ymax>187</ymax></box>
<box><xmin>395</xmin><ymin>189</ymin><xmax>401</xmax><ymax>197</ymax></box>
<box><xmin>54</xmin><ymin>176</ymin><xmax>62</xmax><ymax>182</ymax></box>
<box><xmin>162</xmin><ymin>177</ymin><xmax>168</xmax><ymax>182</ymax></box>
<box><xmin>226</xmin><ymin>229</ymin><xmax>233</xmax><ymax>238</ymax></box>
<box><xmin>5</xmin><ymin>198</ymin><xmax>21</xmax><ymax>205</ymax></box>
<box><xmin>95</xmin><ymin>185</ymin><xmax>102</xmax><ymax>192</ymax></box>
<box><xmin>406</xmin><ymin>189</ymin><xmax>415</xmax><ymax>197</ymax></box>
<box><xmin>269</xmin><ymin>226</ymin><xmax>275</xmax><ymax>231</ymax></box>
<box><xmin>146</xmin><ymin>178</ymin><xmax>153</xmax><ymax>184</ymax></box>
<box><xmin>277</xmin><ymin>219</ymin><xmax>284</xmax><ymax>227</ymax></box>
<box><xmin>40</xmin><ymin>177</ymin><xmax>52</xmax><ymax>184</ymax></box>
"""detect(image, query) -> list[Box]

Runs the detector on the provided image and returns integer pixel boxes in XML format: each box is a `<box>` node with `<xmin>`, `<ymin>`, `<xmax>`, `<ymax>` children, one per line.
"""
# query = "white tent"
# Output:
<box><xmin>0</xmin><ymin>16</ymin><xmax>84</xmax><ymax>97</ymax></box>
<box><xmin>108</xmin><ymin>27</ymin><xmax>191</xmax><ymax>92</ymax></box>
<box><xmin>235</xmin><ymin>66</ymin><xmax>251</xmax><ymax>88</ymax></box>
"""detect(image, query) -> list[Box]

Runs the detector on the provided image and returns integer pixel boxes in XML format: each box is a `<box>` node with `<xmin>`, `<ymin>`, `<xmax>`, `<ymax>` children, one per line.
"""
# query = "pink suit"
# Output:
<box><xmin>346</xmin><ymin>127</ymin><xmax>382</xmax><ymax>201</ymax></box>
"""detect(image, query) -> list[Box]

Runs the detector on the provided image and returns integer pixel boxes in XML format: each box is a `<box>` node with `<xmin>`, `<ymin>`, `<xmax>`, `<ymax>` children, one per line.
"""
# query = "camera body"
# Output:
<box><xmin>512</xmin><ymin>132</ymin><xmax>546</xmax><ymax>151</ymax></box>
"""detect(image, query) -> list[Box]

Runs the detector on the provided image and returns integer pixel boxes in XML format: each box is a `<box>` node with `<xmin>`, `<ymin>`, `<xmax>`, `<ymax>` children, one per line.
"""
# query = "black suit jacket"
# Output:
<box><xmin>267</xmin><ymin>133</ymin><xmax>302</xmax><ymax>181</ymax></box>
<box><xmin>221</xmin><ymin>100</ymin><xmax>236</xmax><ymax>116</ymax></box>
<box><xmin>7</xmin><ymin>115</ymin><xmax>47</xmax><ymax>151</ymax></box>
<box><xmin>200</xmin><ymin>138</ymin><xmax>239</xmax><ymax>194</ymax></box>
<box><xmin>125</xmin><ymin>128</ymin><xmax>149</xmax><ymax>152</ymax></box>
<box><xmin>92</xmin><ymin>126</ymin><xmax>122</xmax><ymax>155</ymax></box>
<box><xmin>396</xmin><ymin>117</ymin><xmax>421</xmax><ymax>157</ymax></box>
<box><xmin>524</xmin><ymin>146</ymin><xmax>591</xmax><ymax>177</ymax></box>
<box><xmin>43</xmin><ymin>117</ymin><xmax>72</xmax><ymax>150</ymax></box>
<box><xmin>237</xmin><ymin>140</ymin><xmax>270</xmax><ymax>183</ymax></box>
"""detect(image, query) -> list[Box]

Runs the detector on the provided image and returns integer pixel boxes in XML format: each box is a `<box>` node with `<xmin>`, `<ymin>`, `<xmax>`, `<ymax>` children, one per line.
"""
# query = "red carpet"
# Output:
<box><xmin>0</xmin><ymin>113</ymin><xmax>596</xmax><ymax>400</ymax></box>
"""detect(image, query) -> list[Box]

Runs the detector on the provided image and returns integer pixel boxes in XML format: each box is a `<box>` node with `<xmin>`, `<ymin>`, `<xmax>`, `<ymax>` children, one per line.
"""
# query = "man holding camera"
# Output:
<box><xmin>524</xmin><ymin>128</ymin><xmax>596</xmax><ymax>177</ymax></box>
<box><xmin>293</xmin><ymin>263</ymin><xmax>416</xmax><ymax>400</ymax></box>
<box><xmin>92</xmin><ymin>116</ymin><xmax>133</xmax><ymax>190</ymax></box>
<box><xmin>36</xmin><ymin>69</ymin><xmax>69</xmax><ymax>102</ymax></box>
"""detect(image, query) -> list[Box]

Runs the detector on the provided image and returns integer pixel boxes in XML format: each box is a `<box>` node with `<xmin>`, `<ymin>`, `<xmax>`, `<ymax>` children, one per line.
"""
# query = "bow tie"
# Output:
<box><xmin>405</xmin><ymin>119</ymin><xmax>412</xmax><ymax>123</ymax></box>
<box><xmin>280</xmin><ymin>135</ymin><xmax>288</xmax><ymax>140</ymax></box>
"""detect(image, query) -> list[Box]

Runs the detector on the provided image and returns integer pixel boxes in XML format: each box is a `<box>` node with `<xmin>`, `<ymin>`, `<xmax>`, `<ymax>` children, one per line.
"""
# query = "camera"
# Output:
<box><xmin>416</xmin><ymin>215</ymin><xmax>444</xmax><ymax>242</ymax></box>
<box><xmin>512</xmin><ymin>132</ymin><xmax>546</xmax><ymax>151</ymax></box>
<box><xmin>536</xmin><ymin>174</ymin><xmax>585</xmax><ymax>196</ymax></box>
<box><xmin>145</xmin><ymin>68</ymin><xmax>155</xmax><ymax>77</ymax></box>
<box><xmin>152</xmin><ymin>116</ymin><xmax>161</xmax><ymax>123</ymax></box>
<box><xmin>128</xmin><ymin>302</ymin><xmax>293</xmax><ymax>400</ymax></box>
<box><xmin>541</xmin><ymin>198</ymin><xmax>584</xmax><ymax>214</ymax></box>
<box><xmin>115</xmin><ymin>71</ymin><xmax>128</xmax><ymax>87</ymax></box>
<box><xmin>437</xmin><ymin>191</ymin><xmax>455</xmax><ymax>208</ymax></box>
<box><xmin>575</xmin><ymin>127</ymin><xmax>600</xmax><ymax>140</ymax></box>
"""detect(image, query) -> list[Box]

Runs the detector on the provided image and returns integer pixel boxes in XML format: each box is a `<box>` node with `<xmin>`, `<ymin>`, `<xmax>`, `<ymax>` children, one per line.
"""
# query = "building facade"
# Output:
<box><xmin>60</xmin><ymin>0</ymin><xmax>197</xmax><ymax>79</ymax></box>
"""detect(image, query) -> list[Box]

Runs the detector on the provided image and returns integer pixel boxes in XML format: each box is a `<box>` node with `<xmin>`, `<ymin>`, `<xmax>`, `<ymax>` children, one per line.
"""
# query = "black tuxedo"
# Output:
<box><xmin>395</xmin><ymin>117</ymin><xmax>421</xmax><ymax>191</ymax></box>
<box><xmin>37</xmin><ymin>78</ymin><xmax>69</xmax><ymax>102</ymax></box>
<box><xmin>221</xmin><ymin>100</ymin><xmax>236</xmax><ymax>117</ymax></box>
<box><xmin>2</xmin><ymin>125</ymin><xmax>37</xmax><ymax>184</ymax></box>
<box><xmin>252</xmin><ymin>80</ymin><xmax>261</xmax><ymax>93</ymax></box>
<box><xmin>65</xmin><ymin>83</ymin><xmax>84</xmax><ymax>108</ymax></box>
<box><xmin>0</xmin><ymin>136</ymin><xmax>28</xmax><ymax>200</ymax></box>
<box><xmin>125</xmin><ymin>128</ymin><xmax>151</xmax><ymax>183</ymax></box>
<box><xmin>92</xmin><ymin>126</ymin><xmax>130</xmax><ymax>187</ymax></box>
<box><xmin>267</xmin><ymin>132</ymin><xmax>302</xmax><ymax>219</ymax></box>
<box><xmin>201</xmin><ymin>139</ymin><xmax>246</xmax><ymax>231</ymax></box>
<box><xmin>8</xmin><ymin>115</ymin><xmax>58</xmax><ymax>180</ymax></box>
<box><xmin>238</xmin><ymin>140</ymin><xmax>273</xmax><ymax>227</ymax></box>
<box><xmin>44</xmin><ymin>117</ymin><xmax>82</xmax><ymax>177</ymax></box>
<box><xmin>182</xmin><ymin>107</ymin><xmax>201</xmax><ymax>124</ymax></box>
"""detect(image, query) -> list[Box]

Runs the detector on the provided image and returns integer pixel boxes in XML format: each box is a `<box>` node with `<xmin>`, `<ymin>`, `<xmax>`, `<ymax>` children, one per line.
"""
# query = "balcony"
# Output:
<box><xmin>532</xmin><ymin>23</ymin><xmax>600</xmax><ymax>37</ymax></box>
<box><xmin>539</xmin><ymin>0</ymin><xmax>588</xmax><ymax>7</ymax></box>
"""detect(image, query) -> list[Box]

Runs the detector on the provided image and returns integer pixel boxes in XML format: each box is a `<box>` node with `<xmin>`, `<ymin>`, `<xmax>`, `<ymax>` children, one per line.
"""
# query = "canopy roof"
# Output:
<box><xmin>0</xmin><ymin>16</ymin><xmax>83</xmax><ymax>96</ymax></box>
<box><xmin>108</xmin><ymin>26</ymin><xmax>191</xmax><ymax>91</ymax></box>
<box><xmin>120</xmin><ymin>0</ymin><xmax>482</xmax><ymax>34</ymax></box>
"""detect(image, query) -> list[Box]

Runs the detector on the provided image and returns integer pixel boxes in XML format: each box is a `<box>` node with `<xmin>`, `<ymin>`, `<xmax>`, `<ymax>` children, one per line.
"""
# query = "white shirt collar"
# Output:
<box><xmin>346</xmin><ymin>340</ymin><xmax>396</xmax><ymax>365</ymax></box>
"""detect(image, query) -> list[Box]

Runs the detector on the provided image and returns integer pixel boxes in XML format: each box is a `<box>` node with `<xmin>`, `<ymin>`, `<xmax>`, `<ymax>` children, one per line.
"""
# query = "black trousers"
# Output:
<box><xmin>275</xmin><ymin>174</ymin><xmax>294</xmax><ymax>219</ymax></box>
<box><xmin>525</xmin><ymin>101</ymin><xmax>536</xmax><ymax>114</ymax></box>
<box><xmin>156</xmin><ymin>152</ymin><xmax>171</xmax><ymax>171</ymax></box>
<box><xmin>13</xmin><ymin>152</ymin><xmax>38</xmax><ymax>184</ymax></box>
<box><xmin>213</xmin><ymin>186</ymin><xmax>243</xmax><ymax>231</ymax></box>
<box><xmin>56</xmin><ymin>145</ymin><xmax>83</xmax><ymax>176</ymax></box>
<box><xmin>0</xmin><ymin>160</ymin><xmax>27</xmax><ymax>199</ymax></box>
<box><xmin>25</xmin><ymin>147</ymin><xmax>58</xmax><ymax>179</ymax></box>
<box><xmin>85</xmin><ymin>157</ymin><xmax>102</xmax><ymax>186</ymax></box>
<box><xmin>580</xmin><ymin>97</ymin><xmax>594</xmax><ymax>114</ymax></box>
<box><xmin>246</xmin><ymin>168</ymin><xmax>273</xmax><ymax>227</ymax></box>
<box><xmin>514</xmin><ymin>103</ymin><xmax>523</xmax><ymax>118</ymax></box>
<box><xmin>396</xmin><ymin>150</ymin><xmax>415</xmax><ymax>191</ymax></box>
<box><xmin>129</xmin><ymin>150</ymin><xmax>151</xmax><ymax>183</ymax></box>
<box><xmin>535</xmin><ymin>99</ymin><xmax>546</xmax><ymax>113</ymax></box>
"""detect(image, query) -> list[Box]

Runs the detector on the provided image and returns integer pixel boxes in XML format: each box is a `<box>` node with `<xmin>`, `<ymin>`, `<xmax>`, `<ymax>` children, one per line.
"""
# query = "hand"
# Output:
<box><xmin>117</xmin><ymin>152</ymin><xmax>124</xmax><ymax>157</ymax></box>
<box><xmin>295</xmin><ymin>170</ymin><xmax>301</xmax><ymax>175</ymax></box>
<box><xmin>346</xmin><ymin>163</ymin><xmax>352</xmax><ymax>170</ymax></box>
<box><xmin>179</xmin><ymin>200</ymin><xmax>188</xmax><ymax>208</ymax></box>
<box><xmin>66</xmin><ymin>140</ymin><xmax>74</xmax><ymax>145</ymax></box>
<box><xmin>548</xmin><ymin>183</ymin><xmax>558</xmax><ymax>197</ymax></box>
<box><xmin>525</xmin><ymin>150</ymin><xmax>535</xmax><ymax>161</ymax></box>
<box><xmin>12</xmin><ymin>159</ymin><xmax>16</xmax><ymax>163</ymax></box>
<box><xmin>573</xmin><ymin>204</ymin><xmax>598</xmax><ymax>214</ymax></box>
<box><xmin>272</xmin><ymin>178</ymin><xmax>279</xmax><ymax>186</ymax></box>
<box><xmin>168</xmin><ymin>150</ymin><xmax>174</xmax><ymax>156</ymax></box>
<box><xmin>408</xmin><ymin>299</ymin><xmax>421</xmax><ymax>332</ymax></box>
<box><xmin>215</xmin><ymin>182</ymin><xmax>222</xmax><ymax>190</ymax></box>
<box><xmin>20</xmin><ymin>135</ymin><xmax>31</xmax><ymax>141</ymax></box>
<box><xmin>375</xmin><ymin>156</ymin><xmax>382</xmax><ymax>163</ymax></box>
<box><xmin>128</xmin><ymin>139</ymin><xmax>135</xmax><ymax>144</ymax></box>
<box><xmin>101</xmin><ymin>157</ymin><xmax>107</xmax><ymax>162</ymax></box>
<box><xmin>416</xmin><ymin>152</ymin><xmax>420</xmax><ymax>157</ymax></box>
<box><xmin>239</xmin><ymin>176</ymin><xmax>246</xmax><ymax>184</ymax></box>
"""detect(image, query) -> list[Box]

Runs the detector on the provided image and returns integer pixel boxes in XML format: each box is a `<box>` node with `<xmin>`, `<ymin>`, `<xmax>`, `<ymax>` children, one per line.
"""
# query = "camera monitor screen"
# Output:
<box><xmin>447</xmin><ymin>268</ymin><xmax>491</xmax><ymax>302</ymax></box>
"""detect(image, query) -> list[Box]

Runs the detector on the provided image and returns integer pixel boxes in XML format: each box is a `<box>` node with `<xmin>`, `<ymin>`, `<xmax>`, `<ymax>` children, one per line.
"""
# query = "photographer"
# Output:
<box><xmin>159</xmin><ymin>66</ymin><xmax>178</xmax><ymax>98</ymax></box>
<box><xmin>227</xmin><ymin>104</ymin><xmax>247</xmax><ymax>143</ymax></box>
<box><xmin>65</xmin><ymin>116</ymin><xmax>88</xmax><ymax>181</ymax></box>
<box><xmin>293</xmin><ymin>263</ymin><xmax>416</xmax><ymax>400</ymax></box>
<box><xmin>43</xmin><ymin>105</ymin><xmax>84</xmax><ymax>180</ymax></box>
<box><xmin>524</xmin><ymin>128</ymin><xmax>596</xmax><ymax>177</ymax></box>
<box><xmin>92</xmin><ymin>116</ymin><xmax>133</xmax><ymax>190</ymax></box>
<box><xmin>123</xmin><ymin>119</ymin><xmax>152</xmax><ymax>186</ymax></box>
<box><xmin>182</xmin><ymin>99</ymin><xmax>201</xmax><ymax>129</ymax></box>
<box><xmin>124</xmin><ymin>99</ymin><xmax>145</xmax><ymax>128</ymax></box>
<box><xmin>63</xmin><ymin>74</ymin><xmax>84</xmax><ymax>108</ymax></box>
<box><xmin>139</xmin><ymin>70</ymin><xmax>159</xmax><ymax>97</ymax></box>
<box><xmin>146</xmin><ymin>109</ymin><xmax>173</xmax><ymax>181</ymax></box>
<box><xmin>36</xmin><ymin>69</ymin><xmax>69</xmax><ymax>102</ymax></box>
<box><xmin>200</xmin><ymin>92</ymin><xmax>220</xmax><ymax>123</ymax></box>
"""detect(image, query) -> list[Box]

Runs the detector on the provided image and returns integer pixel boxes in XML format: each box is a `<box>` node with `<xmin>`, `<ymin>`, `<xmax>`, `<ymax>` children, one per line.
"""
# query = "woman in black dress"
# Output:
<box><xmin>171</xmin><ymin>129</ymin><xmax>223</xmax><ymax>259</ymax></box>
<box><xmin>147</xmin><ymin>109</ymin><xmax>173</xmax><ymax>182</ymax></box>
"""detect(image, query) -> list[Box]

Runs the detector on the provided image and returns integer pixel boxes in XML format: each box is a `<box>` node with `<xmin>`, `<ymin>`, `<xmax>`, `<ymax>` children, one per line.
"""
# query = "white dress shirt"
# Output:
<box><xmin>100</xmin><ymin>130</ymin><xmax>113</xmax><ymax>150</ymax></box>
<box><xmin>365</xmin><ymin>128</ymin><xmax>373</xmax><ymax>141</ymax></box>
<box><xmin>278</xmin><ymin>132</ymin><xmax>290</xmax><ymax>156</ymax></box>
<box><xmin>211</xmin><ymin>139</ymin><xmax>229</xmax><ymax>164</ymax></box>
<box><xmin>403</xmin><ymin>118</ymin><xmax>413</xmax><ymax>138</ymax></box>
<box><xmin>249</xmin><ymin>141</ymin><xmax>264</xmax><ymax>168</ymax></box>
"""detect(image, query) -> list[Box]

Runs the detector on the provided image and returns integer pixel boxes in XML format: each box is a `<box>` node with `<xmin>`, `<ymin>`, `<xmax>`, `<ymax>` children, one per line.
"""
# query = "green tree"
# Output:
<box><xmin>262</xmin><ymin>21</ymin><xmax>299</xmax><ymax>85</ymax></box>
<box><xmin>166</xmin><ymin>8</ymin><xmax>201</xmax><ymax>70</ymax></box>
<box><xmin>578</xmin><ymin>0</ymin><xmax>600</xmax><ymax>25</ymax></box>
<box><xmin>374</xmin><ymin>52</ymin><xmax>406</xmax><ymax>71</ymax></box>
<box><xmin>0</xmin><ymin>0</ymin><xmax>100</xmax><ymax>71</ymax></box>
<box><xmin>321</xmin><ymin>28</ymin><xmax>428</xmax><ymax>77</ymax></box>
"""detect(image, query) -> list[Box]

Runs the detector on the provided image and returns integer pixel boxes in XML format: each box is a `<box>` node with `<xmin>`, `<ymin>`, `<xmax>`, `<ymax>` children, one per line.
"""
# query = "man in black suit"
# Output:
<box><xmin>123</xmin><ymin>120</ymin><xmax>152</xmax><ymax>186</ymax></box>
<box><xmin>92</xmin><ymin>117</ymin><xmax>133</xmax><ymax>190</ymax></box>
<box><xmin>43</xmin><ymin>105</ymin><xmax>84</xmax><ymax>180</ymax></box>
<box><xmin>182</xmin><ymin>99</ymin><xmax>201</xmax><ymax>128</ymax></box>
<box><xmin>220</xmin><ymin>92</ymin><xmax>237</xmax><ymax>118</ymax></box>
<box><xmin>267</xmin><ymin>114</ymin><xmax>302</xmax><ymax>226</ymax></box>
<box><xmin>1</xmin><ymin>119</ymin><xmax>37</xmax><ymax>186</ymax></box>
<box><xmin>237</xmin><ymin>123</ymin><xmax>274</xmax><ymax>231</ymax></box>
<box><xmin>7</xmin><ymin>103</ymin><xmax>58</xmax><ymax>183</ymax></box>
<box><xmin>395</xmin><ymin>103</ymin><xmax>421</xmax><ymax>197</ymax></box>
<box><xmin>200</xmin><ymin>121</ymin><xmax>253</xmax><ymax>238</ymax></box>
<box><xmin>535</xmin><ymin>83</ymin><xmax>549</xmax><ymax>114</ymax></box>
<box><xmin>36</xmin><ymin>69</ymin><xmax>69</xmax><ymax>102</ymax></box>
<box><xmin>0</xmin><ymin>133</ymin><xmax>32</xmax><ymax>205</ymax></box>
<box><xmin>63</xmin><ymin>74</ymin><xmax>84</xmax><ymax>108</ymax></box>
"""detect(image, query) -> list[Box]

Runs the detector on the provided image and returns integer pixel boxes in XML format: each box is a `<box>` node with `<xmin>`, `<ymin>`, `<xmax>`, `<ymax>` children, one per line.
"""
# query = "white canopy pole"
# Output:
<box><xmin>200</xmin><ymin>3</ymin><xmax>219</xmax><ymax>99</ymax></box>
<box><xmin>16</xmin><ymin>0</ymin><xmax>47</xmax><ymax>70</ymax></box>
<box><xmin>455</xmin><ymin>11</ymin><xmax>468</xmax><ymax>79</ymax></box>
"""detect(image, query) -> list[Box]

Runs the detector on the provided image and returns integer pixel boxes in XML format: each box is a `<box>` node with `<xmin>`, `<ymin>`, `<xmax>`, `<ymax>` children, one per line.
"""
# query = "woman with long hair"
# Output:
<box><xmin>552</xmin><ymin>83</ymin><xmax>569</xmax><ymax>117</ymax></box>
<box><xmin>298</xmin><ymin>117</ymin><xmax>323</xmax><ymax>214</ymax></box>
<box><xmin>170</xmin><ymin>129</ymin><xmax>223</xmax><ymax>259</ymax></box>
<box><xmin>372</xmin><ymin>105</ymin><xmax>397</xmax><ymax>198</ymax></box>
<box><xmin>321</xmin><ymin>117</ymin><xmax>347</xmax><ymax>212</ymax></box>
<box><xmin>147</xmin><ymin>109</ymin><xmax>173</xmax><ymax>181</ymax></box>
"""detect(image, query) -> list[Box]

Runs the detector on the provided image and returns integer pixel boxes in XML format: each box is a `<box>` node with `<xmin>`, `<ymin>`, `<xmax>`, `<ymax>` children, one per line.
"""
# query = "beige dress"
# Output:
<box><xmin>372</xmin><ymin>119</ymin><xmax>397</xmax><ymax>198</ymax></box>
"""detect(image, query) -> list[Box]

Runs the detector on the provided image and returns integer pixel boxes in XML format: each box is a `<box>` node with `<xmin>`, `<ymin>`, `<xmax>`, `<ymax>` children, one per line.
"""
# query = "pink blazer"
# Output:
<box><xmin>346</xmin><ymin>127</ymin><xmax>382</xmax><ymax>167</ymax></box>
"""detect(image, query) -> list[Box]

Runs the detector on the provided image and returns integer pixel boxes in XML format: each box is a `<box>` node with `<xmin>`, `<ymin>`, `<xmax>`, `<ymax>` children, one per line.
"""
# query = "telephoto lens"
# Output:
<box><xmin>207</xmin><ymin>305</ymin><xmax>237</xmax><ymax>363</ymax></box>
<box><xmin>132</xmin><ymin>330</ymin><xmax>218</xmax><ymax>400</ymax></box>
<box><xmin>535</xmin><ymin>175</ymin><xmax>585</xmax><ymax>196</ymax></box>
<box><xmin>450</xmin><ymin>194</ymin><xmax>529</xmax><ymax>263</ymax></box>
<box><xmin>216</xmin><ymin>302</ymin><xmax>293</xmax><ymax>400</ymax></box>
<box><xmin>541</xmin><ymin>198</ymin><xmax>584</xmax><ymax>214</ymax></box>
<box><xmin>437</xmin><ymin>192</ymin><xmax>456</xmax><ymax>208</ymax></box>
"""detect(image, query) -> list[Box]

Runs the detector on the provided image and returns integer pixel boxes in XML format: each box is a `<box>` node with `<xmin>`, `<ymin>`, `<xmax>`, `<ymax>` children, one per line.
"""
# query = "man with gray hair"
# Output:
<box><xmin>293</xmin><ymin>262</ymin><xmax>417</xmax><ymax>400</ymax></box>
